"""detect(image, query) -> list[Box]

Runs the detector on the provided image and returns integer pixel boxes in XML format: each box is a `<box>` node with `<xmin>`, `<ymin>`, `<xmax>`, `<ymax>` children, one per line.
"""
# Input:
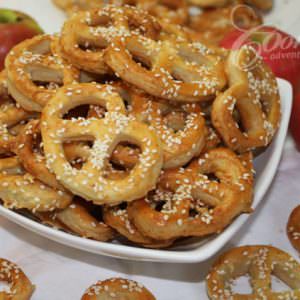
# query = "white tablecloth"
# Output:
<box><xmin>1</xmin><ymin>1</ymin><xmax>300</xmax><ymax>299</ymax></box>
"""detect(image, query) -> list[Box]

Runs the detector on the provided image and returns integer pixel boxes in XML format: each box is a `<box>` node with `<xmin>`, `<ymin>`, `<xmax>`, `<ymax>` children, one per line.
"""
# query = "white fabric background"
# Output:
<box><xmin>1</xmin><ymin>0</ymin><xmax>300</xmax><ymax>299</ymax></box>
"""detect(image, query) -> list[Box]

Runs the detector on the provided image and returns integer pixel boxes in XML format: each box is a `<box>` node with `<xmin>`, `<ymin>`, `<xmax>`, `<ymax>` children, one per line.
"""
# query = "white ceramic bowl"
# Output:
<box><xmin>0</xmin><ymin>79</ymin><xmax>292</xmax><ymax>263</ymax></box>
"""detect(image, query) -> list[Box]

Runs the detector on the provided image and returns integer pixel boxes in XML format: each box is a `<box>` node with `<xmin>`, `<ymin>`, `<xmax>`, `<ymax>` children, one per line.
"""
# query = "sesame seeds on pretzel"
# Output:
<box><xmin>207</xmin><ymin>245</ymin><xmax>300</xmax><ymax>299</ymax></box>
<box><xmin>82</xmin><ymin>278</ymin><xmax>156</xmax><ymax>300</ymax></box>
<box><xmin>212</xmin><ymin>46</ymin><xmax>281</xmax><ymax>153</ymax></box>
<box><xmin>104</xmin><ymin>32</ymin><xmax>227</xmax><ymax>102</ymax></box>
<box><xmin>5</xmin><ymin>35</ymin><xmax>80</xmax><ymax>112</ymax></box>
<box><xmin>59</xmin><ymin>5</ymin><xmax>160</xmax><ymax>74</ymax></box>
<box><xmin>0</xmin><ymin>258</ymin><xmax>35</xmax><ymax>300</ymax></box>
<box><xmin>0</xmin><ymin>156</ymin><xmax>72</xmax><ymax>212</ymax></box>
<box><xmin>41</xmin><ymin>83</ymin><xmax>163</xmax><ymax>205</ymax></box>
<box><xmin>103</xmin><ymin>203</ymin><xmax>174</xmax><ymax>248</ymax></box>
<box><xmin>128</xmin><ymin>148</ymin><xmax>253</xmax><ymax>240</ymax></box>
<box><xmin>287</xmin><ymin>205</ymin><xmax>300</xmax><ymax>253</ymax></box>
<box><xmin>0</xmin><ymin>71</ymin><xmax>37</xmax><ymax>155</ymax></box>
<box><xmin>55</xmin><ymin>200</ymin><xmax>115</xmax><ymax>241</ymax></box>
<box><xmin>106</xmin><ymin>83</ymin><xmax>207</xmax><ymax>169</ymax></box>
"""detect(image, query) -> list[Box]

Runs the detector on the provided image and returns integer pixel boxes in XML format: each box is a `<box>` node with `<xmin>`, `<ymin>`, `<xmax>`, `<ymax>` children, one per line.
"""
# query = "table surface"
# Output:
<box><xmin>1</xmin><ymin>1</ymin><xmax>300</xmax><ymax>299</ymax></box>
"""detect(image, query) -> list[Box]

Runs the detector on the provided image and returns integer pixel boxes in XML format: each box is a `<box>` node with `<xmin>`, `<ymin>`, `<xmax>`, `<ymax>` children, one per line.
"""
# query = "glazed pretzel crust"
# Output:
<box><xmin>207</xmin><ymin>245</ymin><xmax>300</xmax><ymax>299</ymax></box>
<box><xmin>128</xmin><ymin>148</ymin><xmax>253</xmax><ymax>240</ymax></box>
<box><xmin>0</xmin><ymin>156</ymin><xmax>72</xmax><ymax>212</ymax></box>
<box><xmin>212</xmin><ymin>46</ymin><xmax>281</xmax><ymax>153</ymax></box>
<box><xmin>0</xmin><ymin>71</ymin><xmax>37</xmax><ymax>154</ymax></box>
<box><xmin>0</xmin><ymin>258</ymin><xmax>35</xmax><ymax>300</ymax></box>
<box><xmin>41</xmin><ymin>83</ymin><xmax>163</xmax><ymax>205</ymax></box>
<box><xmin>105</xmin><ymin>83</ymin><xmax>207</xmax><ymax>169</ymax></box>
<box><xmin>287</xmin><ymin>205</ymin><xmax>300</xmax><ymax>253</ymax></box>
<box><xmin>104</xmin><ymin>33</ymin><xmax>227</xmax><ymax>102</ymax></box>
<box><xmin>5</xmin><ymin>35</ymin><xmax>79</xmax><ymax>112</ymax></box>
<box><xmin>59</xmin><ymin>6</ymin><xmax>160</xmax><ymax>74</ymax></box>
<box><xmin>82</xmin><ymin>278</ymin><xmax>156</xmax><ymax>300</ymax></box>
<box><xmin>103</xmin><ymin>203</ymin><xmax>174</xmax><ymax>248</ymax></box>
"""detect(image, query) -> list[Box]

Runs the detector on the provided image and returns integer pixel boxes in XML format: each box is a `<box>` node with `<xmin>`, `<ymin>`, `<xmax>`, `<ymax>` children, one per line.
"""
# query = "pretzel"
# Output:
<box><xmin>41</xmin><ymin>83</ymin><xmax>163</xmax><ymax>205</ymax></box>
<box><xmin>0</xmin><ymin>258</ymin><xmax>35</xmax><ymax>300</ymax></box>
<box><xmin>104</xmin><ymin>26</ymin><xmax>227</xmax><ymax>102</ymax></box>
<box><xmin>59</xmin><ymin>5</ymin><xmax>160</xmax><ymax>75</ymax></box>
<box><xmin>82</xmin><ymin>278</ymin><xmax>156</xmax><ymax>300</ymax></box>
<box><xmin>53</xmin><ymin>0</ymin><xmax>105</xmax><ymax>15</ymax></box>
<box><xmin>0</xmin><ymin>156</ymin><xmax>72</xmax><ymax>212</ymax></box>
<box><xmin>111</xmin><ymin>0</ymin><xmax>188</xmax><ymax>25</ymax></box>
<box><xmin>103</xmin><ymin>203</ymin><xmax>173</xmax><ymax>248</ymax></box>
<box><xmin>0</xmin><ymin>71</ymin><xmax>37</xmax><ymax>154</ymax></box>
<box><xmin>14</xmin><ymin>119</ymin><xmax>93</xmax><ymax>191</ymax></box>
<box><xmin>287</xmin><ymin>205</ymin><xmax>300</xmax><ymax>253</ymax></box>
<box><xmin>90</xmin><ymin>83</ymin><xmax>207</xmax><ymax>169</ymax></box>
<box><xmin>188</xmin><ymin>4</ymin><xmax>262</xmax><ymax>45</ymax></box>
<box><xmin>187</xmin><ymin>0</ymin><xmax>228</xmax><ymax>7</ymax></box>
<box><xmin>212</xmin><ymin>46</ymin><xmax>281</xmax><ymax>153</ymax></box>
<box><xmin>5</xmin><ymin>35</ymin><xmax>80</xmax><ymax>112</ymax></box>
<box><xmin>206</xmin><ymin>245</ymin><xmax>300</xmax><ymax>299</ymax></box>
<box><xmin>53</xmin><ymin>200</ymin><xmax>115</xmax><ymax>241</ymax></box>
<box><xmin>128</xmin><ymin>148</ymin><xmax>253</xmax><ymax>240</ymax></box>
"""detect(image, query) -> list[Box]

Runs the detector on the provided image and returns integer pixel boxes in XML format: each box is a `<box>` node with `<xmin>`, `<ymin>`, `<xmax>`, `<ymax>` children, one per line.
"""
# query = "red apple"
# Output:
<box><xmin>0</xmin><ymin>9</ymin><xmax>43</xmax><ymax>70</ymax></box>
<box><xmin>291</xmin><ymin>93</ymin><xmax>300</xmax><ymax>151</ymax></box>
<box><xmin>220</xmin><ymin>26</ymin><xmax>300</xmax><ymax>94</ymax></box>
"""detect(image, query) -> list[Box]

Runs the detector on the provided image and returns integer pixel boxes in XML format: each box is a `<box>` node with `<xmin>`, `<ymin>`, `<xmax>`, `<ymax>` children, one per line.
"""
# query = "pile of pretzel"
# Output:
<box><xmin>0</xmin><ymin>4</ymin><xmax>281</xmax><ymax>249</ymax></box>
<box><xmin>53</xmin><ymin>0</ymin><xmax>271</xmax><ymax>45</ymax></box>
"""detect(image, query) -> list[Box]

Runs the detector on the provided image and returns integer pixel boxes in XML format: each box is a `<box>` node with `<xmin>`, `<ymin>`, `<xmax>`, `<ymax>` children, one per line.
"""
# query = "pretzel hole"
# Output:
<box><xmin>231</xmin><ymin>276</ymin><xmax>253</xmax><ymax>295</ymax></box>
<box><xmin>75</xmin><ymin>196</ymin><xmax>106</xmax><ymax>223</ymax></box>
<box><xmin>28</xmin><ymin>39</ymin><xmax>51</xmax><ymax>55</ymax></box>
<box><xmin>131</xmin><ymin>54</ymin><xmax>152</xmax><ymax>71</ymax></box>
<box><xmin>63</xmin><ymin>141</ymin><xmax>92</xmax><ymax>169</ymax></box>
<box><xmin>271</xmin><ymin>275</ymin><xmax>292</xmax><ymax>292</ymax></box>
<box><xmin>163</xmin><ymin>111</ymin><xmax>187</xmax><ymax>132</ymax></box>
<box><xmin>28</xmin><ymin>67</ymin><xmax>64</xmax><ymax>89</ymax></box>
<box><xmin>110</xmin><ymin>142</ymin><xmax>141</xmax><ymax>170</ymax></box>
<box><xmin>80</xmin><ymin>71</ymin><xmax>117</xmax><ymax>84</ymax></box>
<box><xmin>0</xmin><ymin>281</ymin><xmax>10</xmax><ymax>293</ymax></box>
<box><xmin>63</xmin><ymin>105</ymin><xmax>102</xmax><ymax>120</ymax></box>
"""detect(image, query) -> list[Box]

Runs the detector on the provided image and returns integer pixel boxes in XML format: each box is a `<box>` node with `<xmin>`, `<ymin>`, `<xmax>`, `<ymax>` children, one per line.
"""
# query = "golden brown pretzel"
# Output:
<box><xmin>53</xmin><ymin>0</ymin><xmax>105</xmax><ymax>15</ymax></box>
<box><xmin>0</xmin><ymin>71</ymin><xmax>37</xmax><ymax>155</ymax></box>
<box><xmin>59</xmin><ymin>5</ymin><xmax>160</xmax><ymax>74</ymax></box>
<box><xmin>188</xmin><ymin>4</ymin><xmax>262</xmax><ymax>45</ymax></box>
<box><xmin>111</xmin><ymin>0</ymin><xmax>188</xmax><ymax>25</ymax></box>
<box><xmin>81</xmin><ymin>278</ymin><xmax>156</xmax><ymax>300</ymax></box>
<box><xmin>93</xmin><ymin>83</ymin><xmax>207</xmax><ymax>169</ymax></box>
<box><xmin>207</xmin><ymin>245</ymin><xmax>300</xmax><ymax>299</ymax></box>
<box><xmin>5</xmin><ymin>35</ymin><xmax>80</xmax><ymax>112</ymax></box>
<box><xmin>0</xmin><ymin>258</ymin><xmax>35</xmax><ymax>300</ymax></box>
<box><xmin>0</xmin><ymin>156</ymin><xmax>72</xmax><ymax>212</ymax></box>
<box><xmin>53</xmin><ymin>0</ymin><xmax>188</xmax><ymax>25</ymax></box>
<box><xmin>14</xmin><ymin>119</ymin><xmax>93</xmax><ymax>191</ymax></box>
<box><xmin>41</xmin><ymin>83</ymin><xmax>163</xmax><ymax>205</ymax></box>
<box><xmin>54</xmin><ymin>200</ymin><xmax>115</xmax><ymax>241</ymax></box>
<box><xmin>212</xmin><ymin>46</ymin><xmax>281</xmax><ymax>153</ymax></box>
<box><xmin>103</xmin><ymin>203</ymin><xmax>174</xmax><ymax>248</ymax></box>
<box><xmin>104</xmin><ymin>28</ymin><xmax>227</xmax><ymax>102</ymax></box>
<box><xmin>128</xmin><ymin>148</ymin><xmax>253</xmax><ymax>240</ymax></box>
<box><xmin>287</xmin><ymin>205</ymin><xmax>300</xmax><ymax>253</ymax></box>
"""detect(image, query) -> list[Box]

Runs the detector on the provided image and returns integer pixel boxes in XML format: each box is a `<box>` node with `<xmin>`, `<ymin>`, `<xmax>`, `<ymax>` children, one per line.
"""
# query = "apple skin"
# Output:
<box><xmin>291</xmin><ymin>93</ymin><xmax>300</xmax><ymax>151</ymax></box>
<box><xmin>0</xmin><ymin>9</ymin><xmax>43</xmax><ymax>70</ymax></box>
<box><xmin>220</xmin><ymin>26</ymin><xmax>300</xmax><ymax>94</ymax></box>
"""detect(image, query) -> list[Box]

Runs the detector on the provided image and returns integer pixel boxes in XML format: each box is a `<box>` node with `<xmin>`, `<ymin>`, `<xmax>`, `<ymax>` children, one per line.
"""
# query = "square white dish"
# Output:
<box><xmin>0</xmin><ymin>79</ymin><xmax>292</xmax><ymax>263</ymax></box>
